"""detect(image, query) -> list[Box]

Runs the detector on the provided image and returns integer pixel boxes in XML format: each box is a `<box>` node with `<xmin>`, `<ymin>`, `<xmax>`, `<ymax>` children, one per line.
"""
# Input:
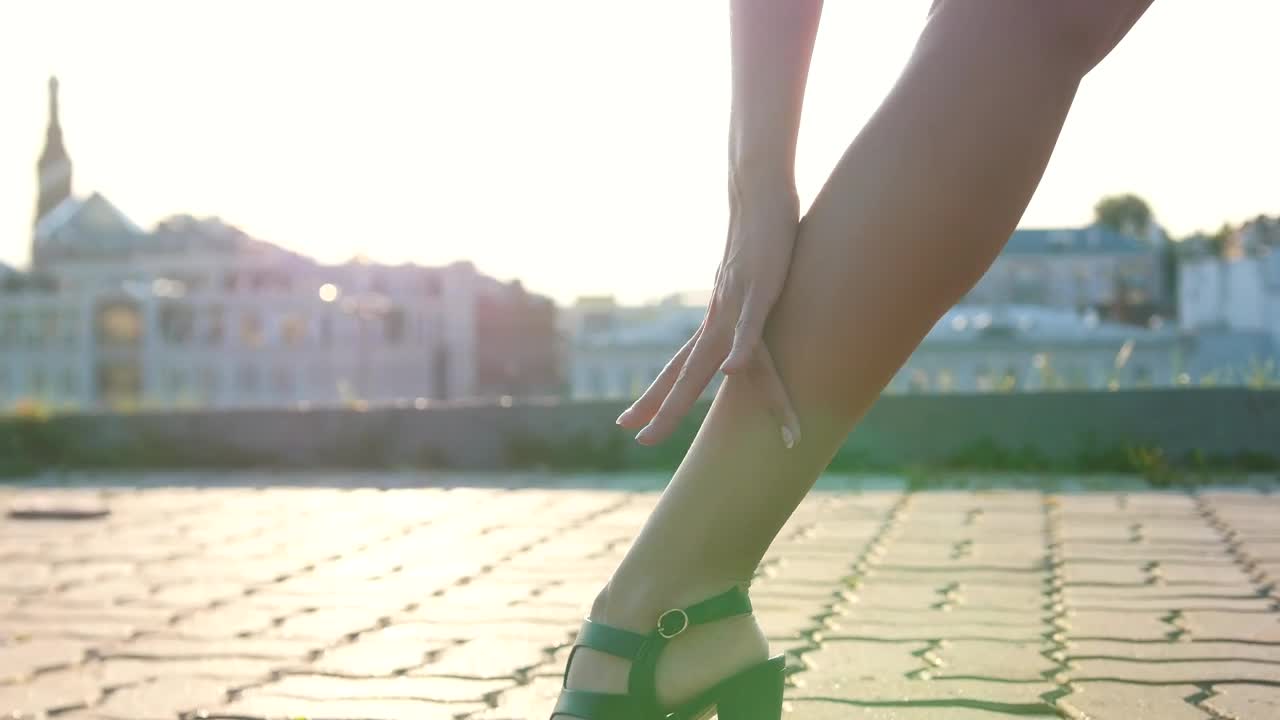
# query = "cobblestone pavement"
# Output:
<box><xmin>2</xmin><ymin>476</ymin><xmax>1279</xmax><ymax>719</ymax></box>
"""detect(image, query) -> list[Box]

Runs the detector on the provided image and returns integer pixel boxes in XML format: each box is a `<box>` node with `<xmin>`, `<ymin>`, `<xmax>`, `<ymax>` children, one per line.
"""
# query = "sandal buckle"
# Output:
<box><xmin>657</xmin><ymin>608</ymin><xmax>689</xmax><ymax>639</ymax></box>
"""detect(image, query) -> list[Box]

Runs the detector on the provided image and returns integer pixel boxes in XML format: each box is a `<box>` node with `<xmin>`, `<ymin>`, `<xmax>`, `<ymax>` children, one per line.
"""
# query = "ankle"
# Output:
<box><xmin>593</xmin><ymin>573</ymin><xmax>754</xmax><ymax>633</ymax></box>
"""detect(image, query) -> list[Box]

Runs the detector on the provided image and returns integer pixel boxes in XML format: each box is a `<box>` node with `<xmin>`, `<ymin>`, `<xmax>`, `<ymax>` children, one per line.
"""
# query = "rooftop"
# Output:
<box><xmin>3</xmin><ymin>474</ymin><xmax>1276</xmax><ymax>719</ymax></box>
<box><xmin>1005</xmin><ymin>225</ymin><xmax>1153</xmax><ymax>255</ymax></box>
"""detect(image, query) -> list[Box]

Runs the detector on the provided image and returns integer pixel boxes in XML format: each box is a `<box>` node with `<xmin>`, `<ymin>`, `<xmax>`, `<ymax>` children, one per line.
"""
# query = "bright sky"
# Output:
<box><xmin>1</xmin><ymin>1</ymin><xmax>1276</xmax><ymax>305</ymax></box>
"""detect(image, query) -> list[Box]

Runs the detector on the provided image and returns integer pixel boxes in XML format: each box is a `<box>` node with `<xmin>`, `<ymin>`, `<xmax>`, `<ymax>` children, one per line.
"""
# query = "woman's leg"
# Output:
<box><xmin>560</xmin><ymin>0</ymin><xmax>1154</xmax><ymax>711</ymax></box>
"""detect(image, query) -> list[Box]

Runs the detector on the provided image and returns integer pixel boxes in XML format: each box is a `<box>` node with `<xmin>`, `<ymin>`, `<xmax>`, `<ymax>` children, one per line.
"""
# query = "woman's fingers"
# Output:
<box><xmin>634</xmin><ymin>324</ymin><xmax>727</xmax><ymax>445</ymax></box>
<box><xmin>746</xmin><ymin>343</ymin><xmax>801</xmax><ymax>449</ymax></box>
<box><xmin>720</xmin><ymin>285</ymin><xmax>771</xmax><ymax>374</ymax></box>
<box><xmin>615</xmin><ymin>328</ymin><xmax>700</xmax><ymax>429</ymax></box>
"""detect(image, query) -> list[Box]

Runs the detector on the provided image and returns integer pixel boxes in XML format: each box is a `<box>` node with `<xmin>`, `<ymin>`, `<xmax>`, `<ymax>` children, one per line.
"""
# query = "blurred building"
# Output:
<box><xmin>566</xmin><ymin>293</ymin><xmax>717</xmax><ymax>400</ymax></box>
<box><xmin>889</xmin><ymin>305</ymin><xmax>1184</xmax><ymax>393</ymax></box>
<box><xmin>1176</xmin><ymin>223</ymin><xmax>1280</xmax><ymax>382</ymax></box>
<box><xmin>1178</xmin><ymin>223</ymin><xmax>1280</xmax><ymax>337</ymax></box>
<box><xmin>967</xmin><ymin>225</ymin><xmax>1168</xmax><ymax>323</ymax></box>
<box><xmin>0</xmin><ymin>78</ymin><xmax>559</xmax><ymax>413</ymax></box>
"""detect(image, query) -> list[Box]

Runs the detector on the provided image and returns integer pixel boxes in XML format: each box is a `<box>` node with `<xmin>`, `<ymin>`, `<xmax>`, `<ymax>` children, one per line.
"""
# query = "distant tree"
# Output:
<box><xmin>1208</xmin><ymin>222</ymin><xmax>1235</xmax><ymax>258</ymax></box>
<box><xmin>1094</xmin><ymin>194</ymin><xmax>1154</xmax><ymax>238</ymax></box>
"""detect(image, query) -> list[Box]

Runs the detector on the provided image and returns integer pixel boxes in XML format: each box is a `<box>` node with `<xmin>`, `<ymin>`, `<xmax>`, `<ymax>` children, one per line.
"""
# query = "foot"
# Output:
<box><xmin>553</xmin><ymin>584</ymin><xmax>771</xmax><ymax>718</ymax></box>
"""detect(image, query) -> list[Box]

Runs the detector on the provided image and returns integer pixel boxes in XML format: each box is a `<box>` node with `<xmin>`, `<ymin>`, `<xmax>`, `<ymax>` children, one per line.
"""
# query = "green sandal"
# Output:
<box><xmin>551</xmin><ymin>585</ymin><xmax>786</xmax><ymax>719</ymax></box>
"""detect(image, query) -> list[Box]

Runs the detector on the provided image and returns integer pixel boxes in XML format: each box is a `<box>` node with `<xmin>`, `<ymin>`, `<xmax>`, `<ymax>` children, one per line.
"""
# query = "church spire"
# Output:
<box><xmin>35</xmin><ymin>75</ymin><xmax>73</xmax><ymax>225</ymax></box>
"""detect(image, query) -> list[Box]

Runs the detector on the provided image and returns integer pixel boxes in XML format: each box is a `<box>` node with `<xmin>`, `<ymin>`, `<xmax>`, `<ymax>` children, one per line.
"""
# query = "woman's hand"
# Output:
<box><xmin>615</xmin><ymin>178</ymin><xmax>802</xmax><ymax>449</ymax></box>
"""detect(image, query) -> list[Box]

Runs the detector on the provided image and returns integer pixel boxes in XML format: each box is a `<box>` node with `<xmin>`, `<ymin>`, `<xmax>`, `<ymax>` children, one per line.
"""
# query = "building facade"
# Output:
<box><xmin>1</xmin><ymin>79</ymin><xmax>560</xmax><ymax>413</ymax></box>
<box><xmin>966</xmin><ymin>225</ymin><xmax>1168</xmax><ymax>322</ymax></box>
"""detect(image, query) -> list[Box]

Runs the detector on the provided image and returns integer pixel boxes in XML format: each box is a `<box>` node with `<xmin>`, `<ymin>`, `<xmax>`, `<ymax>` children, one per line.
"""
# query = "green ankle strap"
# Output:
<box><xmin>559</xmin><ymin>585</ymin><xmax>754</xmax><ymax>717</ymax></box>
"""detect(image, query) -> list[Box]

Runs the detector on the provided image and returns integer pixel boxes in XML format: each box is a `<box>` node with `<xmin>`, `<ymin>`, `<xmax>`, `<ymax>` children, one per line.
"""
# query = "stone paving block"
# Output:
<box><xmin>9</xmin><ymin>601</ymin><xmax>174</xmax><ymax>626</ymax></box>
<box><xmin>1155</xmin><ymin>561</ymin><xmax>1256</xmax><ymax>586</ymax></box>
<box><xmin>0</xmin><ymin>638</ymin><xmax>89</xmax><ymax>679</ymax></box>
<box><xmin>792</xmin><ymin>674</ymin><xmax>1056</xmax><ymax>710</ymax></box>
<box><xmin>310</xmin><ymin>635</ymin><xmax>442</xmax><ymax>676</ymax></box>
<box><xmin>928</xmin><ymin>640</ymin><xmax>1056</xmax><ymax>681</ymax></box>
<box><xmin>1057</xmin><ymin>681</ymin><xmax>1210</xmax><ymax>719</ymax></box>
<box><xmin>257</xmin><ymin>674</ymin><xmax>509</xmax><ymax>702</ymax></box>
<box><xmin>950</xmin><ymin>585</ymin><xmax>1049</xmax><ymax>610</ymax></box>
<box><xmin>169</xmin><ymin>604</ymin><xmax>285</xmax><ymax>637</ymax></box>
<box><xmin>272</xmin><ymin>607</ymin><xmax>387</xmax><ymax>641</ymax></box>
<box><xmin>91</xmin><ymin>676</ymin><xmax>231</xmax><ymax>720</ymax></box>
<box><xmin>783</xmin><ymin>701</ymin><xmax>1060</xmax><ymax>719</ymax></box>
<box><xmin>843</xmin><ymin>583</ymin><xmax>949</xmax><ymax>610</ymax></box>
<box><xmin>827</xmin><ymin>621</ymin><xmax>1045</xmax><ymax>642</ymax></box>
<box><xmin>860</xmin><ymin>569</ymin><xmax>1047</xmax><ymax>588</ymax></box>
<box><xmin>1059</xmin><ymin>562</ymin><xmax>1150</xmax><ymax>585</ymax></box>
<box><xmin>213</xmin><ymin>693</ymin><xmax>484</xmax><ymax>719</ymax></box>
<box><xmin>1061</xmin><ymin>593</ymin><xmax>1273</xmax><ymax>612</ymax></box>
<box><xmin>1059</xmin><ymin>610</ymin><xmax>1177</xmax><ymax>640</ymax></box>
<box><xmin>466</xmin><ymin>675</ymin><xmax>561</xmax><ymax>719</ymax></box>
<box><xmin>844</xmin><ymin>607</ymin><xmax>1048</xmax><ymax>628</ymax></box>
<box><xmin>102</xmin><ymin>633</ymin><xmax>317</xmax><ymax>661</ymax></box>
<box><xmin>1059</xmin><ymin>542</ymin><xmax>1230</xmax><ymax>562</ymax></box>
<box><xmin>1202</xmin><ymin>683</ymin><xmax>1280</xmax><ymax>720</ymax></box>
<box><xmin>49</xmin><ymin>558</ymin><xmax>138</xmax><ymax>579</ymax></box>
<box><xmin>89</xmin><ymin>656</ymin><xmax>277</xmax><ymax>684</ymax></box>
<box><xmin>791</xmin><ymin>640</ymin><xmax>928</xmax><ymax>683</ymax></box>
<box><xmin>754</xmin><ymin>604</ymin><xmax>830</xmax><ymax>639</ymax></box>
<box><xmin>1183</xmin><ymin>610</ymin><xmax>1280</xmax><ymax>641</ymax></box>
<box><xmin>0</xmin><ymin>618</ymin><xmax>137</xmax><ymax>641</ymax></box>
<box><xmin>1065</xmin><ymin>639</ymin><xmax>1280</xmax><ymax>662</ymax></box>
<box><xmin>148</xmin><ymin>580</ymin><xmax>248</xmax><ymax>606</ymax></box>
<box><xmin>0</xmin><ymin>668</ymin><xmax>102</xmax><ymax>716</ymax></box>
<box><xmin>412</xmin><ymin>637</ymin><xmax>553</xmax><ymax>678</ymax></box>
<box><xmin>1068</xmin><ymin>658</ymin><xmax>1279</xmax><ymax>683</ymax></box>
<box><xmin>374</xmin><ymin>620</ymin><xmax>573</xmax><ymax>647</ymax></box>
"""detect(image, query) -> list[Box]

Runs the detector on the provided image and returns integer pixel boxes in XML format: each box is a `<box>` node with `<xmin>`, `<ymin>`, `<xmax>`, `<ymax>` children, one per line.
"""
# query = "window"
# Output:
<box><xmin>280</xmin><ymin>313</ymin><xmax>308</xmax><ymax>348</ymax></box>
<box><xmin>319</xmin><ymin>315</ymin><xmax>333</xmax><ymax>346</ymax></box>
<box><xmin>975</xmin><ymin>364</ymin><xmax>994</xmax><ymax>392</ymax></box>
<box><xmin>240</xmin><ymin>312</ymin><xmax>263</xmax><ymax>348</ymax></box>
<box><xmin>159</xmin><ymin>302</ymin><xmax>195</xmax><ymax>344</ymax></box>
<box><xmin>96</xmin><ymin>302</ymin><xmax>142</xmax><ymax>346</ymax></box>
<box><xmin>200</xmin><ymin>367</ymin><xmax>219</xmax><ymax>399</ymax></box>
<box><xmin>166</xmin><ymin>368</ymin><xmax>186</xmax><ymax>395</ymax></box>
<box><xmin>237</xmin><ymin>365</ymin><xmax>259</xmax><ymax>393</ymax></box>
<box><xmin>31</xmin><ymin>368</ymin><xmax>48</xmax><ymax>398</ymax></box>
<box><xmin>423</xmin><ymin>275</ymin><xmax>442</xmax><ymax>297</ymax></box>
<box><xmin>0</xmin><ymin>311</ymin><xmax>18</xmax><ymax>346</ymax></box>
<box><xmin>1000</xmin><ymin>366</ymin><xmax>1020</xmax><ymax>391</ymax></box>
<box><xmin>206</xmin><ymin>305</ymin><xmax>225</xmax><ymax>345</ymax></box>
<box><xmin>272</xmin><ymin>367</ymin><xmax>293</xmax><ymax>396</ymax></box>
<box><xmin>383</xmin><ymin>308</ymin><xmax>405</xmax><ymax>344</ymax></box>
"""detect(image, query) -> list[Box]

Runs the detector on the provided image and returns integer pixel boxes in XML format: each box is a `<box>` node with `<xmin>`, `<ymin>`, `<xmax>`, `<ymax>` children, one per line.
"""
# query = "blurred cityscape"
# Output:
<box><xmin>2</xmin><ymin>78</ymin><xmax>1278</xmax><ymax>415</ymax></box>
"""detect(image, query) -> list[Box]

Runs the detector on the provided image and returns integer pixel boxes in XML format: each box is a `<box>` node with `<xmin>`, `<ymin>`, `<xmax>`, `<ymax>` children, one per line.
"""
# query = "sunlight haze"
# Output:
<box><xmin>1</xmin><ymin>1</ymin><xmax>1276</xmax><ymax>305</ymax></box>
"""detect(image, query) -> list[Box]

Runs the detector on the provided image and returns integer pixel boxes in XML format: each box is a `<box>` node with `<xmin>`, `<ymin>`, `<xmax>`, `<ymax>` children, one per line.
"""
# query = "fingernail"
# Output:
<box><xmin>616</xmin><ymin>408</ymin><xmax>634</xmax><ymax>425</ymax></box>
<box><xmin>635</xmin><ymin>426</ymin><xmax>654</xmax><ymax>444</ymax></box>
<box><xmin>781</xmin><ymin>425</ymin><xmax>795</xmax><ymax>449</ymax></box>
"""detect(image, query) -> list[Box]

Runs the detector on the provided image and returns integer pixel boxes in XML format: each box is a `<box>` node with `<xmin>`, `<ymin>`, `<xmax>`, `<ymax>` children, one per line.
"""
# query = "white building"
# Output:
<box><xmin>890</xmin><ymin>304</ymin><xmax>1184</xmax><ymax>393</ymax></box>
<box><xmin>967</xmin><ymin>224</ymin><xmax>1168</xmax><ymax>315</ymax></box>
<box><xmin>1179</xmin><ymin>237</ymin><xmax>1280</xmax><ymax>342</ymax></box>
<box><xmin>1</xmin><ymin>78</ymin><xmax>559</xmax><ymax>413</ymax></box>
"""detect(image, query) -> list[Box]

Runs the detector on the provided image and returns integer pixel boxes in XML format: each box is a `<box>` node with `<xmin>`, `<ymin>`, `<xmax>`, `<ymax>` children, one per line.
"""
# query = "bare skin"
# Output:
<box><xmin>554</xmin><ymin>1</ymin><xmax>1156</xmax><ymax>716</ymax></box>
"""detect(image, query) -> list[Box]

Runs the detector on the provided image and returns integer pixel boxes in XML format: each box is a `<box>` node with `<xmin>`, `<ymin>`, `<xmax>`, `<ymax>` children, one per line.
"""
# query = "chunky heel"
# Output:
<box><xmin>714</xmin><ymin>655</ymin><xmax>786</xmax><ymax>720</ymax></box>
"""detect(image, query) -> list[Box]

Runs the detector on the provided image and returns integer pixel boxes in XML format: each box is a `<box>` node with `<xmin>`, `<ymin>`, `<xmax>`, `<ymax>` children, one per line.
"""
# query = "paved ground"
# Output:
<box><xmin>1</xmin><ymin>475</ymin><xmax>1278</xmax><ymax>719</ymax></box>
